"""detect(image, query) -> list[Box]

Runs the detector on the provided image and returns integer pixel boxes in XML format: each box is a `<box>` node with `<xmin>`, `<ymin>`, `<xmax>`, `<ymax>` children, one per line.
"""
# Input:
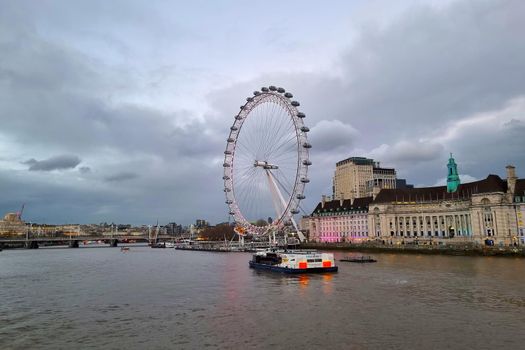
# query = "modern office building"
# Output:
<box><xmin>333</xmin><ymin>157</ymin><xmax>397</xmax><ymax>200</ymax></box>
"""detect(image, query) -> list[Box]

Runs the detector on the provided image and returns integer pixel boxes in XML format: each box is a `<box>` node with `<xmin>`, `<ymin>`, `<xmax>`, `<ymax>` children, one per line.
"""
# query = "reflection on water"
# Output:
<box><xmin>1</xmin><ymin>247</ymin><xmax>524</xmax><ymax>349</ymax></box>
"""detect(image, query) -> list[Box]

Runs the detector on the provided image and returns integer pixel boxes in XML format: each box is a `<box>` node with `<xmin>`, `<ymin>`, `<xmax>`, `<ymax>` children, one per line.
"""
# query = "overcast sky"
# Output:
<box><xmin>1</xmin><ymin>0</ymin><xmax>524</xmax><ymax>225</ymax></box>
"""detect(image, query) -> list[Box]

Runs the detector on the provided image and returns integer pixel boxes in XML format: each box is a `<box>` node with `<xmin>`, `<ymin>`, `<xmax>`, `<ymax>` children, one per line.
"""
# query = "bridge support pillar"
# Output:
<box><xmin>25</xmin><ymin>241</ymin><xmax>39</xmax><ymax>249</ymax></box>
<box><xmin>68</xmin><ymin>240</ymin><xmax>79</xmax><ymax>248</ymax></box>
<box><xmin>109</xmin><ymin>239</ymin><xmax>118</xmax><ymax>247</ymax></box>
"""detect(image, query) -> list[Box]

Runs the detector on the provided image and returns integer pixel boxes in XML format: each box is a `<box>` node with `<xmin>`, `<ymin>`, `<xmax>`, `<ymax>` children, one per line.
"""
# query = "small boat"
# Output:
<box><xmin>120</xmin><ymin>247</ymin><xmax>130</xmax><ymax>252</ymax></box>
<box><xmin>249</xmin><ymin>249</ymin><xmax>338</xmax><ymax>274</ymax></box>
<box><xmin>340</xmin><ymin>256</ymin><xmax>377</xmax><ymax>263</ymax></box>
<box><xmin>151</xmin><ymin>242</ymin><xmax>166</xmax><ymax>248</ymax></box>
<box><xmin>165</xmin><ymin>242</ymin><xmax>176</xmax><ymax>248</ymax></box>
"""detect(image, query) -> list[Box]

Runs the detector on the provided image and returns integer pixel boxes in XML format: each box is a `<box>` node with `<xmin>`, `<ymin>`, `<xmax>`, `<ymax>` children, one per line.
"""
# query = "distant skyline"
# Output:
<box><xmin>1</xmin><ymin>0</ymin><xmax>524</xmax><ymax>225</ymax></box>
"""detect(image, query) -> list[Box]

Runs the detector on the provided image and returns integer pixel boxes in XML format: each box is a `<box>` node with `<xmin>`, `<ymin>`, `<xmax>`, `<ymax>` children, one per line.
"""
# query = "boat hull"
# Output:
<box><xmin>249</xmin><ymin>261</ymin><xmax>338</xmax><ymax>274</ymax></box>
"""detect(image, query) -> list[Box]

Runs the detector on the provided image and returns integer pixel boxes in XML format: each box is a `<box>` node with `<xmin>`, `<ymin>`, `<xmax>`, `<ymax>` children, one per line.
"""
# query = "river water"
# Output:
<box><xmin>1</xmin><ymin>245</ymin><xmax>524</xmax><ymax>349</ymax></box>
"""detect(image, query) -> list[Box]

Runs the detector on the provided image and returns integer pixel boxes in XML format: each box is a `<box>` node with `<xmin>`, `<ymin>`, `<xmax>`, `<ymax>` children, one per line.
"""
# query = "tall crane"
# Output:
<box><xmin>17</xmin><ymin>203</ymin><xmax>25</xmax><ymax>220</ymax></box>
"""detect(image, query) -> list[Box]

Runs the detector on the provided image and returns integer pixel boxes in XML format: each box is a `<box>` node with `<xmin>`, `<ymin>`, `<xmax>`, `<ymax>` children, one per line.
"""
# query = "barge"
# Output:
<box><xmin>340</xmin><ymin>256</ymin><xmax>377</xmax><ymax>263</ymax></box>
<box><xmin>249</xmin><ymin>249</ymin><xmax>338</xmax><ymax>274</ymax></box>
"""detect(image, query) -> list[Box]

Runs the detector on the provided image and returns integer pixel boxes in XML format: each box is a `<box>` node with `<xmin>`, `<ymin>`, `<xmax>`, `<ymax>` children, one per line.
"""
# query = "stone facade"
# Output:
<box><xmin>308</xmin><ymin>197</ymin><xmax>372</xmax><ymax>243</ymax></box>
<box><xmin>370</xmin><ymin>166</ymin><xmax>524</xmax><ymax>247</ymax></box>
<box><xmin>0</xmin><ymin>213</ymin><xmax>26</xmax><ymax>236</ymax></box>
<box><xmin>307</xmin><ymin>165</ymin><xmax>525</xmax><ymax>247</ymax></box>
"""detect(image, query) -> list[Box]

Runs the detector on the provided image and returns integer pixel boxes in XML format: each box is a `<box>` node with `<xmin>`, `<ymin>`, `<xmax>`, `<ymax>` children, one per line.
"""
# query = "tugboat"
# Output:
<box><xmin>249</xmin><ymin>249</ymin><xmax>338</xmax><ymax>274</ymax></box>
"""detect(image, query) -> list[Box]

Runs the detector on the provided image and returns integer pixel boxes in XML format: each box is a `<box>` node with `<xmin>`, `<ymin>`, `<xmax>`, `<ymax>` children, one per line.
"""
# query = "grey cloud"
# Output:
<box><xmin>104</xmin><ymin>172</ymin><xmax>138</xmax><ymax>183</ymax></box>
<box><xmin>23</xmin><ymin>155</ymin><xmax>81</xmax><ymax>171</ymax></box>
<box><xmin>309</xmin><ymin>120</ymin><xmax>358</xmax><ymax>153</ymax></box>
<box><xmin>385</xmin><ymin>141</ymin><xmax>443</xmax><ymax>163</ymax></box>
<box><xmin>208</xmin><ymin>0</ymin><xmax>525</xmax><ymax>200</ymax></box>
<box><xmin>2</xmin><ymin>0</ymin><xmax>525</xmax><ymax>224</ymax></box>
<box><xmin>79</xmin><ymin>166</ymin><xmax>91</xmax><ymax>174</ymax></box>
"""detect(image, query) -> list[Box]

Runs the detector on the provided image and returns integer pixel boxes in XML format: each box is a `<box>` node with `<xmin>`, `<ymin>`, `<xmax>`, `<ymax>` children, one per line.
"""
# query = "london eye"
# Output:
<box><xmin>222</xmin><ymin>86</ymin><xmax>311</xmax><ymax>241</ymax></box>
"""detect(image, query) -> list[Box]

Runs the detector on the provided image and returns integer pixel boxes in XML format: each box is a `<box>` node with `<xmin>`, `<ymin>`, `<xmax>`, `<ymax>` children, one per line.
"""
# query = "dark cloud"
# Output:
<box><xmin>309</xmin><ymin>120</ymin><xmax>357</xmax><ymax>153</ymax></box>
<box><xmin>104</xmin><ymin>172</ymin><xmax>138</xmax><ymax>183</ymax></box>
<box><xmin>23</xmin><ymin>155</ymin><xmax>81</xmax><ymax>171</ymax></box>
<box><xmin>79</xmin><ymin>166</ymin><xmax>91</xmax><ymax>174</ymax></box>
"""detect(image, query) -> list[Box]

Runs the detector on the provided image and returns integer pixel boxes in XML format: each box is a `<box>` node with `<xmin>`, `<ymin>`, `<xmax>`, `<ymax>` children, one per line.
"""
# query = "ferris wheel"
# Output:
<box><xmin>222</xmin><ymin>86</ymin><xmax>311</xmax><ymax>241</ymax></box>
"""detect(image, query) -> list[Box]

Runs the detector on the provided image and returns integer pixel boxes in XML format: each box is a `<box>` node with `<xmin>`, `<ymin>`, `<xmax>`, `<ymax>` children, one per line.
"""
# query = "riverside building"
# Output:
<box><xmin>0</xmin><ymin>212</ymin><xmax>26</xmax><ymax>236</ymax></box>
<box><xmin>332</xmin><ymin>157</ymin><xmax>402</xmax><ymax>200</ymax></box>
<box><xmin>309</xmin><ymin>196</ymin><xmax>372</xmax><ymax>243</ymax></box>
<box><xmin>369</xmin><ymin>156</ymin><xmax>524</xmax><ymax>246</ymax></box>
<box><xmin>308</xmin><ymin>155</ymin><xmax>525</xmax><ymax>247</ymax></box>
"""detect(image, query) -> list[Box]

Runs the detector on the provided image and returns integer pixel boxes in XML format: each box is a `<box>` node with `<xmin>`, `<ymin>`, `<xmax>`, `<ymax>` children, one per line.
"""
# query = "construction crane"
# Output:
<box><xmin>17</xmin><ymin>203</ymin><xmax>25</xmax><ymax>220</ymax></box>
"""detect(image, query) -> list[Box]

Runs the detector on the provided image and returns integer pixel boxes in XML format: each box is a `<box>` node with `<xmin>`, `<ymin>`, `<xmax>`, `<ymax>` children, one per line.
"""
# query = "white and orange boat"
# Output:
<box><xmin>249</xmin><ymin>249</ymin><xmax>338</xmax><ymax>274</ymax></box>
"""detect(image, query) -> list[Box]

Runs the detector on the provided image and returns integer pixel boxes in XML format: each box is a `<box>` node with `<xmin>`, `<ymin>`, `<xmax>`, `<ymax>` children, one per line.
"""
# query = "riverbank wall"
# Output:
<box><xmin>300</xmin><ymin>242</ymin><xmax>525</xmax><ymax>257</ymax></box>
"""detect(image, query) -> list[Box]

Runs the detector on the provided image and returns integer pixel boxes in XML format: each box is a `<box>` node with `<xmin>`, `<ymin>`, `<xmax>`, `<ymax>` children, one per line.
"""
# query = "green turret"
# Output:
<box><xmin>447</xmin><ymin>153</ymin><xmax>460</xmax><ymax>193</ymax></box>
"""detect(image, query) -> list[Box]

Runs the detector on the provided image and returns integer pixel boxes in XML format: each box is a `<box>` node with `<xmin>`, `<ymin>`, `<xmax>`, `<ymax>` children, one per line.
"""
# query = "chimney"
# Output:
<box><xmin>372</xmin><ymin>185</ymin><xmax>381</xmax><ymax>200</ymax></box>
<box><xmin>506</xmin><ymin>165</ymin><xmax>517</xmax><ymax>194</ymax></box>
<box><xmin>321</xmin><ymin>195</ymin><xmax>326</xmax><ymax>208</ymax></box>
<box><xmin>340</xmin><ymin>197</ymin><xmax>344</xmax><ymax>207</ymax></box>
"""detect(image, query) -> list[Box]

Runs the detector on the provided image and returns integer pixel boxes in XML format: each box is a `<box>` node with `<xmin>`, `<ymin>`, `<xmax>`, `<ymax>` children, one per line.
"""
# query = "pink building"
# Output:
<box><xmin>309</xmin><ymin>197</ymin><xmax>373</xmax><ymax>243</ymax></box>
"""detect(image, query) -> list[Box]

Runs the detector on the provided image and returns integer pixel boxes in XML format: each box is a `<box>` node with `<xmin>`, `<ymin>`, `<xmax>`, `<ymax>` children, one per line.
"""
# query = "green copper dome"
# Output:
<box><xmin>447</xmin><ymin>153</ymin><xmax>460</xmax><ymax>193</ymax></box>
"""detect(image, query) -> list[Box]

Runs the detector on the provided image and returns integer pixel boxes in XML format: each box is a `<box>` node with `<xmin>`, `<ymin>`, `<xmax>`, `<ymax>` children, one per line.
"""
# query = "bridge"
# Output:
<box><xmin>0</xmin><ymin>234</ymin><xmax>183</xmax><ymax>249</ymax></box>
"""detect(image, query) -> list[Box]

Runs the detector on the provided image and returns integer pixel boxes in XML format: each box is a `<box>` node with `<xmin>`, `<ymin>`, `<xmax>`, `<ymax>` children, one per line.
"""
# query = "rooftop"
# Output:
<box><xmin>312</xmin><ymin>197</ymin><xmax>374</xmax><ymax>214</ymax></box>
<box><xmin>372</xmin><ymin>174</ymin><xmax>511</xmax><ymax>204</ymax></box>
<box><xmin>336</xmin><ymin>157</ymin><xmax>375</xmax><ymax>166</ymax></box>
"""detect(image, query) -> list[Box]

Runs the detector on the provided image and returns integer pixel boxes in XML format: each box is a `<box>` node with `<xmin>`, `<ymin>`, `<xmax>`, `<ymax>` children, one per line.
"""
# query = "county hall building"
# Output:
<box><xmin>309</xmin><ymin>155</ymin><xmax>525</xmax><ymax>246</ymax></box>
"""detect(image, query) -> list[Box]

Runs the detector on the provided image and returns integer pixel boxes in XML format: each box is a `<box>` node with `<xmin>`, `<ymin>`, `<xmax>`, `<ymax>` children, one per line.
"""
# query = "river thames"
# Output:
<box><xmin>1</xmin><ymin>246</ymin><xmax>524</xmax><ymax>349</ymax></box>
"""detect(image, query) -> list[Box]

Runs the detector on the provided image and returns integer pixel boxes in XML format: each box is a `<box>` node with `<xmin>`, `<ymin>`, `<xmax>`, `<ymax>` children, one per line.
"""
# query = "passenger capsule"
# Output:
<box><xmin>253</xmin><ymin>91</ymin><xmax>261</xmax><ymax>96</ymax></box>
<box><xmin>290</xmin><ymin>209</ymin><xmax>300</xmax><ymax>214</ymax></box>
<box><xmin>223</xmin><ymin>163</ymin><xmax>231</xmax><ymax>168</ymax></box>
<box><xmin>225</xmin><ymin>200</ymin><xmax>233</xmax><ymax>204</ymax></box>
<box><xmin>277</xmin><ymin>87</ymin><xmax>285</xmax><ymax>93</ymax></box>
<box><xmin>230</xmin><ymin>126</ymin><xmax>238</xmax><ymax>131</ymax></box>
<box><xmin>297</xmin><ymin>112</ymin><xmax>305</xmax><ymax>118</ymax></box>
<box><xmin>246</xmin><ymin>97</ymin><xmax>253</xmax><ymax>102</ymax></box>
<box><xmin>284</xmin><ymin>92</ymin><xmax>293</xmax><ymax>98</ymax></box>
<box><xmin>291</xmin><ymin>101</ymin><xmax>300</xmax><ymax>107</ymax></box>
<box><xmin>229</xmin><ymin>211</ymin><xmax>235</xmax><ymax>216</ymax></box>
<box><xmin>227</xmin><ymin>138</ymin><xmax>234</xmax><ymax>142</ymax></box>
<box><xmin>224</xmin><ymin>187</ymin><xmax>231</xmax><ymax>192</ymax></box>
<box><xmin>269</xmin><ymin>85</ymin><xmax>277</xmax><ymax>91</ymax></box>
<box><xmin>296</xmin><ymin>194</ymin><xmax>306</xmax><ymax>200</ymax></box>
<box><xmin>224</xmin><ymin>150</ymin><xmax>232</xmax><ymax>155</ymax></box>
<box><xmin>223</xmin><ymin>176</ymin><xmax>230</xmax><ymax>180</ymax></box>
<box><xmin>235</xmin><ymin>115</ymin><xmax>243</xmax><ymax>120</ymax></box>
<box><xmin>302</xmin><ymin>142</ymin><xmax>312</xmax><ymax>149</ymax></box>
<box><xmin>300</xmin><ymin>178</ymin><xmax>310</xmax><ymax>183</ymax></box>
<box><xmin>261</xmin><ymin>87</ymin><xmax>269</xmax><ymax>92</ymax></box>
<box><xmin>302</xmin><ymin>160</ymin><xmax>312</xmax><ymax>166</ymax></box>
<box><xmin>300</xmin><ymin>126</ymin><xmax>310</xmax><ymax>132</ymax></box>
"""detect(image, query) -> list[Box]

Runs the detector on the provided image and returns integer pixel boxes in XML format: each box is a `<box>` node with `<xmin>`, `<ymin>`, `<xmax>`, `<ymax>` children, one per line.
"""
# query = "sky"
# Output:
<box><xmin>1</xmin><ymin>0</ymin><xmax>524</xmax><ymax>225</ymax></box>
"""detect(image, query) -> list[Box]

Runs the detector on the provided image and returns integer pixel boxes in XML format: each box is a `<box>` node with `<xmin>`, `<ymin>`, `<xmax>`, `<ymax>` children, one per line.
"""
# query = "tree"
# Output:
<box><xmin>199</xmin><ymin>224</ymin><xmax>235</xmax><ymax>241</ymax></box>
